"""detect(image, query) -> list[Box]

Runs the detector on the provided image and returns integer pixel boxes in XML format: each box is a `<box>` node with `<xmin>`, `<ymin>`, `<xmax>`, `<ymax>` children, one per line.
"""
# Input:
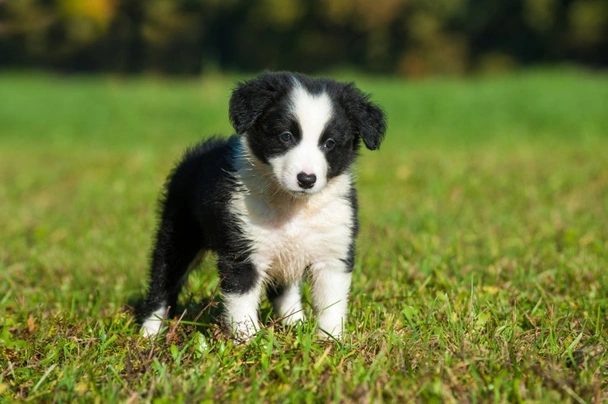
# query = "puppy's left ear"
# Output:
<box><xmin>339</xmin><ymin>83</ymin><xmax>387</xmax><ymax>150</ymax></box>
<box><xmin>229</xmin><ymin>72</ymin><xmax>291</xmax><ymax>134</ymax></box>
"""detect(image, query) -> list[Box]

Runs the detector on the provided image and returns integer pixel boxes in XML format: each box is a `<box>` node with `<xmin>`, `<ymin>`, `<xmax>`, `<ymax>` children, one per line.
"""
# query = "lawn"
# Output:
<box><xmin>0</xmin><ymin>69</ymin><xmax>607</xmax><ymax>402</ymax></box>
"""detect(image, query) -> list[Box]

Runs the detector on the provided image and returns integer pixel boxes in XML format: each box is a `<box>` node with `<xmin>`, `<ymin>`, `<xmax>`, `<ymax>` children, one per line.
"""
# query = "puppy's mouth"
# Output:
<box><xmin>290</xmin><ymin>189</ymin><xmax>314</xmax><ymax>197</ymax></box>
<box><xmin>282</xmin><ymin>184</ymin><xmax>324</xmax><ymax>198</ymax></box>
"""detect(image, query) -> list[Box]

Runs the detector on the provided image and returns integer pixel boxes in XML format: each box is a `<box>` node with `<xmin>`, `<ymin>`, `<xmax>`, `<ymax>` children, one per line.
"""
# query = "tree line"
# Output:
<box><xmin>1</xmin><ymin>0</ymin><xmax>606</xmax><ymax>76</ymax></box>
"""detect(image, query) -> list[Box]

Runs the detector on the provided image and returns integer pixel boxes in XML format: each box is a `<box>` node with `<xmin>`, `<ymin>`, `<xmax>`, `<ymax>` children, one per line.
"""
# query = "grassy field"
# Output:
<box><xmin>1</xmin><ymin>69</ymin><xmax>607</xmax><ymax>402</ymax></box>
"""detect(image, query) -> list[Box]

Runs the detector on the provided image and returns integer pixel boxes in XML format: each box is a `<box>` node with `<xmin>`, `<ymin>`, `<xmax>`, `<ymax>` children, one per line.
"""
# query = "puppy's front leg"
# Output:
<box><xmin>219</xmin><ymin>257</ymin><xmax>263</xmax><ymax>341</ymax></box>
<box><xmin>310</xmin><ymin>262</ymin><xmax>352</xmax><ymax>339</ymax></box>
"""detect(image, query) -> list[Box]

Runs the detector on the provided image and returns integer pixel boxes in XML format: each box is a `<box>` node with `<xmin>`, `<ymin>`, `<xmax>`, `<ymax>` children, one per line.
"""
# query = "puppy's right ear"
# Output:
<box><xmin>338</xmin><ymin>83</ymin><xmax>387</xmax><ymax>151</ymax></box>
<box><xmin>229</xmin><ymin>72</ymin><xmax>291</xmax><ymax>134</ymax></box>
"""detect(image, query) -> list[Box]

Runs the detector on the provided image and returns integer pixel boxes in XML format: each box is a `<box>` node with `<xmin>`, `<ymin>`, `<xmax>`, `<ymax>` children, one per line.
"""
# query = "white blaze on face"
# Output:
<box><xmin>269</xmin><ymin>83</ymin><xmax>333</xmax><ymax>194</ymax></box>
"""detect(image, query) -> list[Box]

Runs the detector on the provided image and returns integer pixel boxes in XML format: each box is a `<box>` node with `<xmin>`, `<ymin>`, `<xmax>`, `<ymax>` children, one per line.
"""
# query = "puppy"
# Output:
<box><xmin>140</xmin><ymin>71</ymin><xmax>386</xmax><ymax>340</ymax></box>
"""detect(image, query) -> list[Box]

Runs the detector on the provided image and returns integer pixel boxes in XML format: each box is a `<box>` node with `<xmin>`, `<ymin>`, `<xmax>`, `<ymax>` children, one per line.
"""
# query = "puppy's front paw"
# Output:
<box><xmin>317</xmin><ymin>313</ymin><xmax>346</xmax><ymax>340</ymax></box>
<box><xmin>229</xmin><ymin>318</ymin><xmax>259</xmax><ymax>343</ymax></box>
<box><xmin>223</xmin><ymin>290</ymin><xmax>262</xmax><ymax>343</ymax></box>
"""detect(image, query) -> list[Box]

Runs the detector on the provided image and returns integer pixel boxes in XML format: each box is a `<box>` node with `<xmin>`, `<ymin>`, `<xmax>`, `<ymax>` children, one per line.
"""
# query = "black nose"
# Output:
<box><xmin>297</xmin><ymin>172</ymin><xmax>317</xmax><ymax>189</ymax></box>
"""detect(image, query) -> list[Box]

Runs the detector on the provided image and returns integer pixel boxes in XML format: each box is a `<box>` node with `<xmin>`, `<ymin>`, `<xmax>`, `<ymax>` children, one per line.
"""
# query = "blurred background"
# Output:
<box><xmin>1</xmin><ymin>4</ymin><xmax>608</xmax><ymax>401</ymax></box>
<box><xmin>1</xmin><ymin>0</ymin><xmax>607</xmax><ymax>77</ymax></box>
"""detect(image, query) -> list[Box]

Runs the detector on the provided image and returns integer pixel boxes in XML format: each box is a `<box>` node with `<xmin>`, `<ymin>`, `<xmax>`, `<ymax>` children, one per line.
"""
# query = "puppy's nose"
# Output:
<box><xmin>297</xmin><ymin>172</ymin><xmax>316</xmax><ymax>189</ymax></box>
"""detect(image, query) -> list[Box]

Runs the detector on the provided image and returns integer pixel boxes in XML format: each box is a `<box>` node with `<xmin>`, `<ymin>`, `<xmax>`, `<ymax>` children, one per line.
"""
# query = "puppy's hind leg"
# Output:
<box><xmin>140</xmin><ymin>212</ymin><xmax>202</xmax><ymax>337</ymax></box>
<box><xmin>267</xmin><ymin>282</ymin><xmax>305</xmax><ymax>325</ymax></box>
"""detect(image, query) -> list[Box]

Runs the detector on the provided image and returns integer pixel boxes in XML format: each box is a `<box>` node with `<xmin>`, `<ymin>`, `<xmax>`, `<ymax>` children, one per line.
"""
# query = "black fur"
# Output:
<box><xmin>140</xmin><ymin>136</ymin><xmax>258</xmax><ymax>318</ymax></box>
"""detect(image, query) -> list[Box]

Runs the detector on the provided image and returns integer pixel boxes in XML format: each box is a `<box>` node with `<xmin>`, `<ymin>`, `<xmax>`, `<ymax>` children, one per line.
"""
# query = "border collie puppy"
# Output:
<box><xmin>140</xmin><ymin>71</ymin><xmax>387</xmax><ymax>340</ymax></box>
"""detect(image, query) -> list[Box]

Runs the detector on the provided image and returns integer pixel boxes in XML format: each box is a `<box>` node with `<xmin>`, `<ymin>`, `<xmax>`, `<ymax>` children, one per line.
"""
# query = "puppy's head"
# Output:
<box><xmin>229</xmin><ymin>72</ymin><xmax>387</xmax><ymax>195</ymax></box>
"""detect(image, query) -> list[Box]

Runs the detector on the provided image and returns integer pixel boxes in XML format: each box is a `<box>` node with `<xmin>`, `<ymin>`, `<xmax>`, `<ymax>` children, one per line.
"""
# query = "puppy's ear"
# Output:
<box><xmin>229</xmin><ymin>72</ymin><xmax>291</xmax><ymax>134</ymax></box>
<box><xmin>339</xmin><ymin>83</ymin><xmax>387</xmax><ymax>150</ymax></box>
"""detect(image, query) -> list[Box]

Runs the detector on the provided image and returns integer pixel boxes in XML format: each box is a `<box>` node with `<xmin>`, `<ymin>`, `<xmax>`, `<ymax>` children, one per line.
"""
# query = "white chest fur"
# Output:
<box><xmin>230</xmin><ymin>171</ymin><xmax>354</xmax><ymax>284</ymax></box>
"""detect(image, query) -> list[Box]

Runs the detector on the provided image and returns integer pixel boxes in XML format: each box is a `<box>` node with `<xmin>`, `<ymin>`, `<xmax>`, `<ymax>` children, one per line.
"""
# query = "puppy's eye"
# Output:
<box><xmin>279</xmin><ymin>132</ymin><xmax>293</xmax><ymax>143</ymax></box>
<box><xmin>323</xmin><ymin>138</ymin><xmax>336</xmax><ymax>151</ymax></box>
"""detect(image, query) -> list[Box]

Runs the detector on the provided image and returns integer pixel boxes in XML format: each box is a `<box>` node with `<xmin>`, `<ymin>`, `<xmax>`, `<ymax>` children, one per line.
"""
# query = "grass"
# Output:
<box><xmin>1</xmin><ymin>69</ymin><xmax>607</xmax><ymax>402</ymax></box>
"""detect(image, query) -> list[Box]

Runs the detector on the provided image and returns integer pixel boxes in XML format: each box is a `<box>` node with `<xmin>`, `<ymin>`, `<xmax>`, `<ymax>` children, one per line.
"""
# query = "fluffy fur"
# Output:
<box><xmin>139</xmin><ymin>71</ymin><xmax>387</xmax><ymax>340</ymax></box>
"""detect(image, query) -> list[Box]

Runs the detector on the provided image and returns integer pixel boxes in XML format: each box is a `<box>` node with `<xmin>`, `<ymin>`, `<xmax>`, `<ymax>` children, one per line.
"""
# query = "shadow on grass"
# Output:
<box><xmin>125</xmin><ymin>293</ymin><xmax>226</xmax><ymax>339</ymax></box>
<box><xmin>125</xmin><ymin>290</ymin><xmax>292</xmax><ymax>342</ymax></box>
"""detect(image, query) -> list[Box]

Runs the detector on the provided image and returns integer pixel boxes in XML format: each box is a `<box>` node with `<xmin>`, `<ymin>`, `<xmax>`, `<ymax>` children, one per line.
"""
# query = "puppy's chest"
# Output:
<box><xmin>233</xmin><ymin>194</ymin><xmax>353</xmax><ymax>282</ymax></box>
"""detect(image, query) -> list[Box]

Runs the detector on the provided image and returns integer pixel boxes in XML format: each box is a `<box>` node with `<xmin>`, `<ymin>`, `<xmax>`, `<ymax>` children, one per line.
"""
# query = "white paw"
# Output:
<box><xmin>230</xmin><ymin>318</ymin><xmax>259</xmax><ymax>343</ymax></box>
<box><xmin>317</xmin><ymin>312</ymin><xmax>346</xmax><ymax>340</ymax></box>
<box><xmin>223</xmin><ymin>289</ymin><xmax>262</xmax><ymax>342</ymax></box>
<box><xmin>272</xmin><ymin>283</ymin><xmax>305</xmax><ymax>325</ymax></box>
<box><xmin>282</xmin><ymin>309</ymin><xmax>305</xmax><ymax>325</ymax></box>
<box><xmin>141</xmin><ymin>307</ymin><xmax>167</xmax><ymax>338</ymax></box>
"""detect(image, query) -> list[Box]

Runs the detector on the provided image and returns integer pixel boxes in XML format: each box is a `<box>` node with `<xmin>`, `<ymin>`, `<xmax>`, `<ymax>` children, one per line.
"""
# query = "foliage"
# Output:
<box><xmin>1</xmin><ymin>70</ymin><xmax>607</xmax><ymax>401</ymax></box>
<box><xmin>0</xmin><ymin>0</ymin><xmax>607</xmax><ymax>75</ymax></box>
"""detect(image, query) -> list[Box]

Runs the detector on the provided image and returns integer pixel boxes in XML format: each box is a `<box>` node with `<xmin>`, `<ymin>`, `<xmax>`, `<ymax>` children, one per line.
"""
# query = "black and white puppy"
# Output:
<box><xmin>140</xmin><ymin>72</ymin><xmax>386</xmax><ymax>340</ymax></box>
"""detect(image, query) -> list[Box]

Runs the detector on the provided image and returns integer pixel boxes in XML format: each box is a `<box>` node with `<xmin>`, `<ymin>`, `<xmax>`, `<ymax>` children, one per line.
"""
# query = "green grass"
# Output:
<box><xmin>1</xmin><ymin>69</ymin><xmax>607</xmax><ymax>402</ymax></box>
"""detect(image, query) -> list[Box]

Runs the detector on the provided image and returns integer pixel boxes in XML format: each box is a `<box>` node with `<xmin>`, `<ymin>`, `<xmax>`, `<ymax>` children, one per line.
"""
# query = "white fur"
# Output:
<box><xmin>310</xmin><ymin>264</ymin><xmax>351</xmax><ymax>338</ymax></box>
<box><xmin>269</xmin><ymin>84</ymin><xmax>333</xmax><ymax>194</ymax></box>
<box><xmin>230</xmin><ymin>137</ymin><xmax>354</xmax><ymax>337</ymax></box>
<box><xmin>141</xmin><ymin>305</ymin><xmax>168</xmax><ymax>337</ymax></box>
<box><xmin>272</xmin><ymin>283</ymin><xmax>305</xmax><ymax>325</ymax></box>
<box><xmin>223</xmin><ymin>286</ymin><xmax>262</xmax><ymax>340</ymax></box>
